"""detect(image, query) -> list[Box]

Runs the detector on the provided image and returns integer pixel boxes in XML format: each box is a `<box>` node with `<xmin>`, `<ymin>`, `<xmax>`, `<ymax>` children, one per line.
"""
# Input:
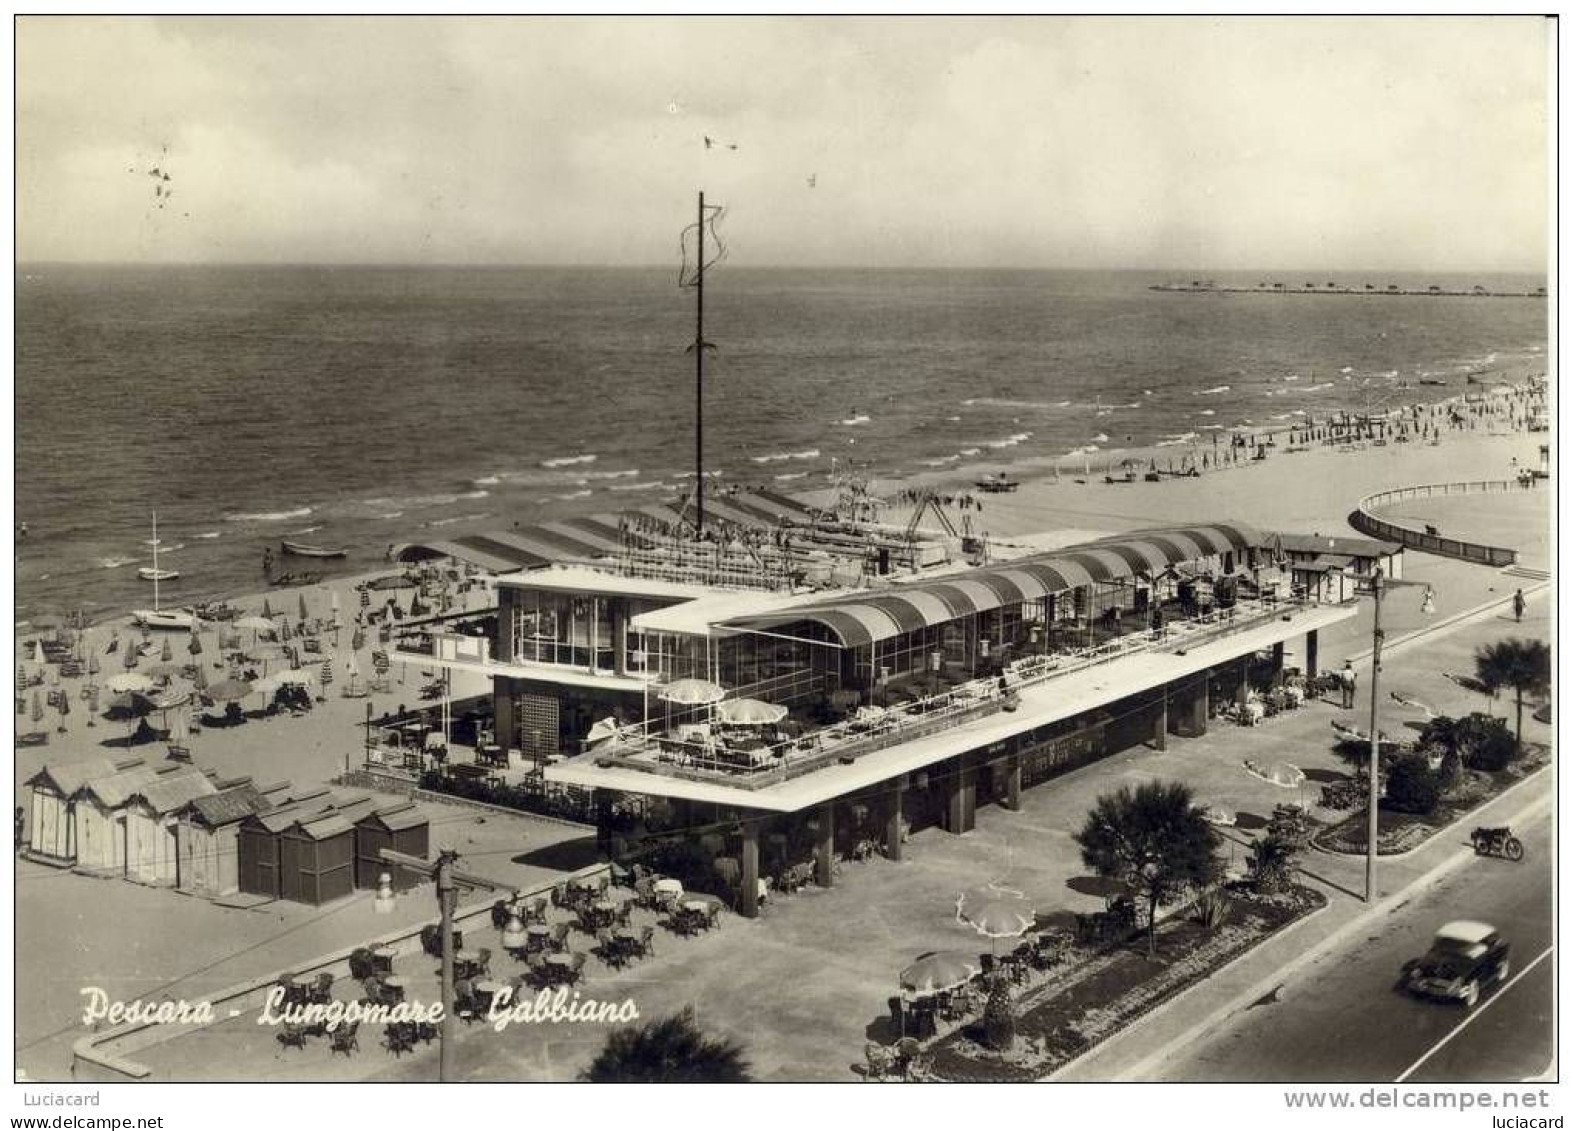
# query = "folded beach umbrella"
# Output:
<box><xmin>159</xmin><ymin>637</ymin><xmax>173</xmax><ymax>663</ymax></box>
<box><xmin>262</xmin><ymin>597</ymin><xmax>274</xmax><ymax>620</ymax></box>
<box><xmin>298</xmin><ymin>592</ymin><xmax>310</xmax><ymax>624</ymax></box>
<box><xmin>187</xmin><ymin>626</ymin><xmax>202</xmax><ymax>657</ymax></box>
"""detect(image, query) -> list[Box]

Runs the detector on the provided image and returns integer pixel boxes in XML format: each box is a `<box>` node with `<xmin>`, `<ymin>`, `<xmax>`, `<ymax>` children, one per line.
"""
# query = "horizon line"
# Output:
<box><xmin>15</xmin><ymin>260</ymin><xmax>1549</xmax><ymax>276</ymax></box>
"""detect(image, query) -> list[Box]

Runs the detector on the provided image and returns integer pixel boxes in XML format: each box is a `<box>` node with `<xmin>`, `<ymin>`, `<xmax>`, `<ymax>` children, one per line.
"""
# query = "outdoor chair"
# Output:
<box><xmin>633</xmin><ymin>877</ymin><xmax>655</xmax><ymax>908</ymax></box>
<box><xmin>310</xmin><ymin>972</ymin><xmax>335</xmax><ymax>1005</ymax></box>
<box><xmin>530</xmin><ymin>896</ymin><xmax>549</xmax><ymax>923</ymax></box>
<box><xmin>329</xmin><ymin>1021</ymin><xmax>359</xmax><ymax>1057</ymax></box>
<box><xmin>566</xmin><ymin>952</ymin><xmax>588</xmax><ymax>986</ymax></box>
<box><xmin>615</xmin><ymin>901</ymin><xmax>633</xmax><ymax>927</ymax></box>
<box><xmin>595</xmin><ymin>929</ymin><xmax>620</xmax><ymax>968</ymax></box>
<box><xmin>893</xmin><ymin>1038</ymin><xmax>922</xmax><ymax>1080</ymax></box>
<box><xmin>550</xmin><ymin>923</ymin><xmax>571</xmax><ymax>951</ymax></box>
<box><xmin>704</xmin><ymin>903</ymin><xmax>722</xmax><ymax>930</ymax></box>
<box><xmin>474</xmin><ymin>947</ymin><xmax>492</xmax><ymax>978</ymax></box>
<box><xmin>638</xmin><ymin>925</ymin><xmax>655</xmax><ymax>958</ymax></box>
<box><xmin>383</xmin><ymin>1021</ymin><xmax>418</xmax><ymax>1056</ymax></box>
<box><xmin>276</xmin><ymin>1023</ymin><xmax>310</xmax><ymax>1051</ymax></box>
<box><xmin>491</xmin><ymin>899</ymin><xmax>512</xmax><ymax>930</ymax></box>
<box><xmin>523</xmin><ymin>951</ymin><xmax>548</xmax><ymax>989</ymax></box>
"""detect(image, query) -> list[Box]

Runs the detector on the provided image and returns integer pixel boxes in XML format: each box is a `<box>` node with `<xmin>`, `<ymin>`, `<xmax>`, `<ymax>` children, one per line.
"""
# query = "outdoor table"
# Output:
<box><xmin>653</xmin><ymin>878</ymin><xmax>683</xmax><ymax>896</ymax></box>
<box><xmin>613</xmin><ymin>926</ymin><xmax>640</xmax><ymax>943</ymax></box>
<box><xmin>525</xmin><ymin>924</ymin><xmax>551</xmax><ymax>952</ymax></box>
<box><xmin>582</xmin><ymin>898</ymin><xmax>617</xmax><ymax>930</ymax></box>
<box><xmin>454</xmin><ymin>949</ymin><xmax>482</xmax><ymax>979</ymax></box>
<box><xmin>382</xmin><ymin>975</ymin><xmax>407</xmax><ymax>1003</ymax></box>
<box><xmin>681</xmin><ymin>899</ymin><xmax>712</xmax><ymax>914</ymax></box>
<box><xmin>372</xmin><ymin>946</ymin><xmax>398</xmax><ymax>974</ymax></box>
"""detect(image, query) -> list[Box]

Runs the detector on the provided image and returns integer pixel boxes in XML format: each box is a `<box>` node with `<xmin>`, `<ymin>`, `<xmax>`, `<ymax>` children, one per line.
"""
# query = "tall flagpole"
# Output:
<box><xmin>695</xmin><ymin>190</ymin><xmax>706</xmax><ymax>536</ymax></box>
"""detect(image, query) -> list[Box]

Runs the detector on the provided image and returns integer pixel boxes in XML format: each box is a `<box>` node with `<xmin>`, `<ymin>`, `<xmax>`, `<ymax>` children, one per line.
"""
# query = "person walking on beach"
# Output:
<box><xmin>1339</xmin><ymin>660</ymin><xmax>1357</xmax><ymax>709</ymax></box>
<box><xmin>1513</xmin><ymin>589</ymin><xmax>1526</xmax><ymax>622</ymax></box>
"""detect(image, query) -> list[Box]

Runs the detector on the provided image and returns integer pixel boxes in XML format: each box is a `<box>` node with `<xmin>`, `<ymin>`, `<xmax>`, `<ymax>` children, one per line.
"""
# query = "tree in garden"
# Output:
<box><xmin>579</xmin><ymin>1007</ymin><xmax>751</xmax><ymax>1083</ymax></box>
<box><xmin>1246</xmin><ymin>831</ymin><xmax>1298</xmax><ymax>893</ymax></box>
<box><xmin>1382</xmin><ymin>752</ymin><xmax>1444</xmax><ymax>815</ymax></box>
<box><xmin>1074</xmin><ymin>780</ymin><xmax>1220</xmax><ymax>956</ymax></box>
<box><xmin>982</xmin><ymin>974</ymin><xmax>1015</xmax><ymax>1052</ymax></box>
<box><xmin>1473</xmin><ymin>638</ymin><xmax>1551</xmax><ymax>747</ymax></box>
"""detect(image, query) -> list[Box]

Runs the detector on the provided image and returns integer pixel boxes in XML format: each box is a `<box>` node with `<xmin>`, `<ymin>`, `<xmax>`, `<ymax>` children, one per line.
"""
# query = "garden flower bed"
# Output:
<box><xmin>1312</xmin><ymin>744</ymin><xmax>1549</xmax><ymax>857</ymax></box>
<box><xmin>918</xmin><ymin>884</ymin><xmax>1326</xmax><ymax>1082</ymax></box>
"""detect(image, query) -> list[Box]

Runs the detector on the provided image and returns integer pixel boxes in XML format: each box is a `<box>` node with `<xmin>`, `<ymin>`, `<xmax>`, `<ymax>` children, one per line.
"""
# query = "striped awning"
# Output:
<box><xmin>391</xmin><ymin>488</ymin><xmax>816</xmax><ymax>573</ymax></box>
<box><xmin>723</xmin><ymin>522</ymin><xmax>1263</xmax><ymax>648</ymax></box>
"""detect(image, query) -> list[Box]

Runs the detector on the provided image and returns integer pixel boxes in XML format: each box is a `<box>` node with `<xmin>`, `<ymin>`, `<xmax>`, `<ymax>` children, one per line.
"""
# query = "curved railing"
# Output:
<box><xmin>1348</xmin><ymin>479</ymin><xmax>1541</xmax><ymax>567</ymax></box>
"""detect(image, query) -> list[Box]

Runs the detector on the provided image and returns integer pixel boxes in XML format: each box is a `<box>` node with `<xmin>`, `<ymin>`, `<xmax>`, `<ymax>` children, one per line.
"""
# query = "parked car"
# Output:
<box><xmin>1398</xmin><ymin>921</ymin><xmax>1511</xmax><ymax>1008</ymax></box>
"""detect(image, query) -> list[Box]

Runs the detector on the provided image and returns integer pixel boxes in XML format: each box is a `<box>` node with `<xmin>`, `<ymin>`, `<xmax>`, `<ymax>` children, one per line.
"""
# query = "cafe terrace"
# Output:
<box><xmin>393</xmin><ymin>512</ymin><xmax>1368</xmax><ymax>918</ymax></box>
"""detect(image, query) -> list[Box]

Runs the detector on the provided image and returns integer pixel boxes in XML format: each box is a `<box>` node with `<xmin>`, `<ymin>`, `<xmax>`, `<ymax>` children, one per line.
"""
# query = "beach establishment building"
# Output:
<box><xmin>123</xmin><ymin>767</ymin><xmax>220</xmax><ymax>887</ymax></box>
<box><xmin>73</xmin><ymin>761</ymin><xmax>179</xmax><ymax>877</ymax></box>
<box><xmin>394</xmin><ymin>512</ymin><xmax>1368</xmax><ymax>918</ymax></box>
<box><xmin>236</xmin><ymin>790</ymin><xmax>427</xmax><ymax>906</ymax></box>
<box><xmin>1274</xmin><ymin>533</ymin><xmax>1403</xmax><ymax>604</ymax></box>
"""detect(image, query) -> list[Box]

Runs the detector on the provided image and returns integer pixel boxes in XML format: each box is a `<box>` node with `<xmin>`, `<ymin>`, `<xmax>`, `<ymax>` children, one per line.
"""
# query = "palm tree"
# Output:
<box><xmin>1474</xmin><ymin>638</ymin><xmax>1551</xmax><ymax>745</ymax></box>
<box><xmin>580</xmin><ymin>1008</ymin><xmax>751</xmax><ymax>1082</ymax></box>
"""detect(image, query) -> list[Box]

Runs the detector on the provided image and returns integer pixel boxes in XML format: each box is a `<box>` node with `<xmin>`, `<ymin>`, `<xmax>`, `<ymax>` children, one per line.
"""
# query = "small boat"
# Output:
<box><xmin>1419</xmin><ymin>378</ymin><xmax>1448</xmax><ymax>387</ymax></box>
<box><xmin>281</xmin><ymin>540</ymin><xmax>348</xmax><ymax>558</ymax></box>
<box><xmin>134</xmin><ymin>607</ymin><xmax>200</xmax><ymax>631</ymax></box>
<box><xmin>269</xmin><ymin>571</ymin><xmax>323</xmax><ymax>588</ymax></box>
<box><xmin>974</xmin><ymin>472</ymin><xmax>1020</xmax><ymax>493</ymax></box>
<box><xmin>138</xmin><ymin>567</ymin><xmax>180</xmax><ymax>582</ymax></box>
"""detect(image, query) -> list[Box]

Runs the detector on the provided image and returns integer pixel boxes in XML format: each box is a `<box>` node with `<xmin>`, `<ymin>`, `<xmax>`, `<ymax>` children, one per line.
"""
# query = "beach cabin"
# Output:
<box><xmin>1275</xmin><ymin>533</ymin><xmax>1403</xmax><ymax>604</ymax></box>
<box><xmin>22</xmin><ymin>755</ymin><xmax>121</xmax><ymax>866</ymax></box>
<box><xmin>72</xmin><ymin>761</ymin><xmax>170</xmax><ymax>877</ymax></box>
<box><xmin>176</xmin><ymin>781</ymin><xmax>277</xmax><ymax>899</ymax></box>
<box><xmin>124</xmin><ymin>767</ymin><xmax>218</xmax><ymax>888</ymax></box>
<box><xmin>278</xmin><ymin>809</ymin><xmax>360</xmax><ymax>906</ymax></box>
<box><xmin>238</xmin><ymin>804</ymin><xmax>312</xmax><ymax>900</ymax></box>
<box><xmin>353</xmin><ymin>801</ymin><xmax>431</xmax><ymax>890</ymax></box>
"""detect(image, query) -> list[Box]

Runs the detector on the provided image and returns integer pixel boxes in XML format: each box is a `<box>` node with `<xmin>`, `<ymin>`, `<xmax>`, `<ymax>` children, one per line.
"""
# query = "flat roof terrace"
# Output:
<box><xmin>546</xmin><ymin>596</ymin><xmax>1356</xmax><ymax>812</ymax></box>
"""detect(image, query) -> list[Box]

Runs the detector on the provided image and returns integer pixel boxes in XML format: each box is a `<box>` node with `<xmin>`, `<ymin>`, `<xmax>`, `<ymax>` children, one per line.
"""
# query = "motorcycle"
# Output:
<box><xmin>1471</xmin><ymin>826</ymin><xmax>1524</xmax><ymax>861</ymax></box>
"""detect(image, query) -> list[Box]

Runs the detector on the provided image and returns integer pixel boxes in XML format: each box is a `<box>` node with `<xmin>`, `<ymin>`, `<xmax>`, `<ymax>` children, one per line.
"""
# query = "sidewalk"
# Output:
<box><xmin>1055</xmin><ymin>589</ymin><xmax>1552</xmax><ymax>1082</ymax></box>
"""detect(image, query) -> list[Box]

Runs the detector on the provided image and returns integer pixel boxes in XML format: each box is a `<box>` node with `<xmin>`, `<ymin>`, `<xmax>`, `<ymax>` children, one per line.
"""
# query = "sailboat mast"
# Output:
<box><xmin>151</xmin><ymin>510</ymin><xmax>160</xmax><ymax>612</ymax></box>
<box><xmin>695</xmin><ymin>190</ymin><xmax>705</xmax><ymax>536</ymax></box>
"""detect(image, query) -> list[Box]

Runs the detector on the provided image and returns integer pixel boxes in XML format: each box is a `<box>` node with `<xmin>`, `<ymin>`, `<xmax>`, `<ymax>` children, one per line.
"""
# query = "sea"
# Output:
<box><xmin>15</xmin><ymin>265</ymin><xmax>1547</xmax><ymax>624</ymax></box>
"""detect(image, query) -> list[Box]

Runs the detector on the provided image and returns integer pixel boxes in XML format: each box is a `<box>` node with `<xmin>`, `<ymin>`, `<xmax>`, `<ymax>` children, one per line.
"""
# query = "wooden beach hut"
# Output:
<box><xmin>353</xmin><ymin>801</ymin><xmax>431</xmax><ymax>890</ymax></box>
<box><xmin>124</xmin><ymin>767</ymin><xmax>218</xmax><ymax>887</ymax></box>
<box><xmin>278</xmin><ymin>802</ymin><xmax>375</xmax><ymax>906</ymax></box>
<box><xmin>22</xmin><ymin>755</ymin><xmax>121</xmax><ymax>866</ymax></box>
<box><xmin>71</xmin><ymin>761</ymin><xmax>171</xmax><ymax>877</ymax></box>
<box><xmin>175</xmin><ymin>780</ymin><xmax>280</xmax><ymax>898</ymax></box>
<box><xmin>238</xmin><ymin>804</ymin><xmax>311</xmax><ymax>900</ymax></box>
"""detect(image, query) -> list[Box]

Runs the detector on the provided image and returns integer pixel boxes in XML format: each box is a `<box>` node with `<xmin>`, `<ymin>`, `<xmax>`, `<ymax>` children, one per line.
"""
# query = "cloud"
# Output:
<box><xmin>16</xmin><ymin>16</ymin><xmax>1550</xmax><ymax>270</ymax></box>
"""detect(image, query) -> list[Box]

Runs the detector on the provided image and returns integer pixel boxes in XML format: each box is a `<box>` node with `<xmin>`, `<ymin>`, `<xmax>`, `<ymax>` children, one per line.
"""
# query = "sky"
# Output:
<box><xmin>14</xmin><ymin>15</ymin><xmax>1552</xmax><ymax>271</ymax></box>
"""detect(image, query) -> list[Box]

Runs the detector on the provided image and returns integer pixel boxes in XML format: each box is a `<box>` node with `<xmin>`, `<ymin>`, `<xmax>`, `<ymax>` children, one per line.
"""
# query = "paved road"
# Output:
<box><xmin>1152</xmin><ymin>806</ymin><xmax>1553</xmax><ymax>1082</ymax></box>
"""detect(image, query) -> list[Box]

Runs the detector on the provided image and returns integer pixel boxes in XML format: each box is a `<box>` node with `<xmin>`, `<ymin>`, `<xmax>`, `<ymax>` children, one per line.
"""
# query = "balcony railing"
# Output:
<box><xmin>585</xmin><ymin>592</ymin><xmax>1322</xmax><ymax>790</ymax></box>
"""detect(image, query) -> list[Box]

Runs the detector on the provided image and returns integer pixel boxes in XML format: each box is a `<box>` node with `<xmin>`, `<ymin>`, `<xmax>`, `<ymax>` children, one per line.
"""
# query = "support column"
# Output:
<box><xmin>946</xmin><ymin>759</ymin><xmax>977</xmax><ymax>834</ymax></box>
<box><xmin>884</xmin><ymin>778</ymin><xmax>906</xmax><ymax>862</ymax></box>
<box><xmin>1004</xmin><ymin>756</ymin><xmax>1022</xmax><ymax>811</ymax></box>
<box><xmin>1152</xmin><ymin>689</ymin><xmax>1168</xmax><ymax>751</ymax></box>
<box><xmin>1236</xmin><ymin>655</ymin><xmax>1251</xmax><ymax>709</ymax></box>
<box><xmin>493</xmin><ymin>683</ymin><xmax>516</xmax><ymax>762</ymax></box>
<box><xmin>1305</xmin><ymin>629</ymin><xmax>1320</xmax><ymax>678</ymax></box>
<box><xmin>612</xmin><ymin>599</ymin><xmax>627</xmax><ymax>677</ymax></box>
<box><xmin>814</xmin><ymin>804</ymin><xmax>835</xmax><ymax>888</ymax></box>
<box><xmin>1271</xmin><ymin>641</ymin><xmax>1285</xmax><ymax>685</ymax></box>
<box><xmin>1169</xmin><ymin>676</ymin><xmax>1209</xmax><ymax>738</ymax></box>
<box><xmin>739</xmin><ymin>818</ymin><xmax>760</xmax><ymax>919</ymax></box>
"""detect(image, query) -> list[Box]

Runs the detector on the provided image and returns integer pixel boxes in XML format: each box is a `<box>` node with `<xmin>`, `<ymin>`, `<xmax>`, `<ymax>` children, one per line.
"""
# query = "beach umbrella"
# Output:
<box><xmin>900</xmin><ymin>951</ymin><xmax>981</xmax><ymax>998</ymax></box>
<box><xmin>204</xmin><ymin>677</ymin><xmax>255</xmax><ymax>704</ymax></box>
<box><xmin>30</xmin><ymin>689</ymin><xmax>44</xmax><ymax>726</ymax></box>
<box><xmin>142</xmin><ymin>662</ymin><xmax>185</xmax><ymax>684</ymax></box>
<box><xmin>55</xmin><ymin>692</ymin><xmax>70</xmax><ymax>732</ymax></box>
<box><xmin>956</xmin><ymin>885</ymin><xmax>1036</xmax><ymax>942</ymax></box>
<box><xmin>31</xmin><ymin>640</ymin><xmax>45</xmax><ymax>665</ymax></box>
<box><xmin>107</xmin><ymin>671</ymin><xmax>156</xmax><ymax>694</ymax></box>
<box><xmin>1201</xmin><ymin>805</ymin><xmax>1237</xmax><ymax>827</ymax></box>
<box><xmin>187</xmin><ymin>627</ymin><xmax>202</xmax><ymax>657</ymax></box>
<box><xmin>658</xmin><ymin>678</ymin><xmax>727</xmax><ymax>706</ymax></box>
<box><xmin>716</xmin><ymin>698</ymin><xmax>789</xmax><ymax>726</ymax></box>
<box><xmin>88</xmin><ymin>652</ymin><xmax>101</xmax><ymax>675</ymax></box>
<box><xmin>298</xmin><ymin>593</ymin><xmax>310</xmax><ymax>623</ymax></box>
<box><xmin>262</xmin><ymin>597</ymin><xmax>274</xmax><ymax>620</ymax></box>
<box><xmin>160</xmin><ymin>637</ymin><xmax>173</xmax><ymax>663</ymax></box>
<box><xmin>234</xmin><ymin>615</ymin><xmax>275</xmax><ymax>635</ymax></box>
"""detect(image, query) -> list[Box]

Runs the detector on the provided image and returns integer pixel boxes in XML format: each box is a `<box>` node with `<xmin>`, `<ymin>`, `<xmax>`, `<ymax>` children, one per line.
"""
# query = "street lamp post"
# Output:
<box><xmin>1358</xmin><ymin>567</ymin><xmax>1436</xmax><ymax>903</ymax></box>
